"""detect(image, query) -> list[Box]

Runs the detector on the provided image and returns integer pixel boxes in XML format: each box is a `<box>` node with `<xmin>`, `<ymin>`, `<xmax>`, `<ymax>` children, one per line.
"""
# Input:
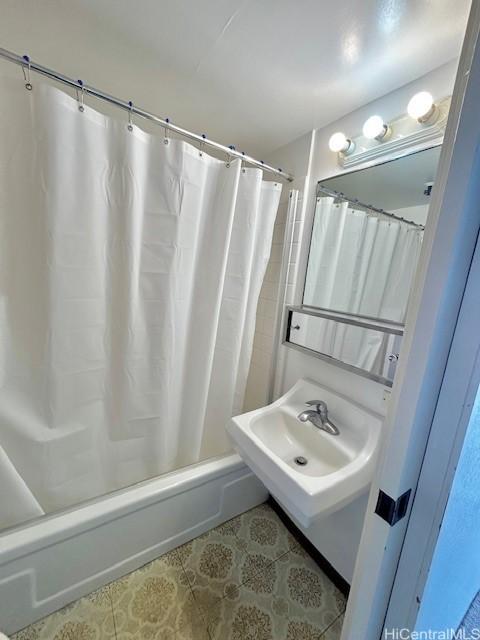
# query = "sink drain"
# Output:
<box><xmin>294</xmin><ymin>456</ymin><xmax>308</xmax><ymax>466</ymax></box>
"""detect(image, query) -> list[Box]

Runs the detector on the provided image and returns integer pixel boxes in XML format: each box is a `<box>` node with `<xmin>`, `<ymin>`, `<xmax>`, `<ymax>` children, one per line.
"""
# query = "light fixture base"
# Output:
<box><xmin>417</xmin><ymin>104</ymin><xmax>439</xmax><ymax>125</ymax></box>
<box><xmin>374</xmin><ymin>124</ymin><xmax>392</xmax><ymax>142</ymax></box>
<box><xmin>340</xmin><ymin>139</ymin><xmax>356</xmax><ymax>156</ymax></box>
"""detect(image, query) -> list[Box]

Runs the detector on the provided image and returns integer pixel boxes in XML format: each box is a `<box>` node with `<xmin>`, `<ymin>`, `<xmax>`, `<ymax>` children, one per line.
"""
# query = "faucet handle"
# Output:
<box><xmin>305</xmin><ymin>400</ymin><xmax>328</xmax><ymax>415</ymax></box>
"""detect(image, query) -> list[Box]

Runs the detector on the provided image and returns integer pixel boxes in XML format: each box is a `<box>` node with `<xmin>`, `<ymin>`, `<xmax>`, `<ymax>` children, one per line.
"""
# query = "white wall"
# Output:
<box><xmin>256</xmin><ymin>59</ymin><xmax>459</xmax><ymax>582</ymax></box>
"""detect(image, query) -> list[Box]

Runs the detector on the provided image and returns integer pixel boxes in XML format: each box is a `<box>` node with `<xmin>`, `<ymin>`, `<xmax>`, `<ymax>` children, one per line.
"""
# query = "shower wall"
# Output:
<box><xmin>244</xmin><ymin>132</ymin><xmax>313</xmax><ymax>411</ymax></box>
<box><xmin>243</xmin><ymin>194</ymin><xmax>288</xmax><ymax>411</ymax></box>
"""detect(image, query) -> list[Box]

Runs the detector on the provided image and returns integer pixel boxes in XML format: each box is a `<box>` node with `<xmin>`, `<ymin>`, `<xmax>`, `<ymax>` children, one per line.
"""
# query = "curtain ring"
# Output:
<box><xmin>76</xmin><ymin>80</ymin><xmax>85</xmax><ymax>112</ymax></box>
<box><xmin>22</xmin><ymin>55</ymin><xmax>33</xmax><ymax>91</ymax></box>
<box><xmin>199</xmin><ymin>133</ymin><xmax>206</xmax><ymax>157</ymax></box>
<box><xmin>226</xmin><ymin>144</ymin><xmax>235</xmax><ymax>168</ymax></box>
<box><xmin>164</xmin><ymin>118</ymin><xmax>170</xmax><ymax>145</ymax></box>
<box><xmin>127</xmin><ymin>101</ymin><xmax>133</xmax><ymax>132</ymax></box>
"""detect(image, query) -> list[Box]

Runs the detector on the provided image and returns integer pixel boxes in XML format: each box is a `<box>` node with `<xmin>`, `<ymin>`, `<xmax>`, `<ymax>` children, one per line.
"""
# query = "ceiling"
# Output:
<box><xmin>0</xmin><ymin>0</ymin><xmax>471</xmax><ymax>158</ymax></box>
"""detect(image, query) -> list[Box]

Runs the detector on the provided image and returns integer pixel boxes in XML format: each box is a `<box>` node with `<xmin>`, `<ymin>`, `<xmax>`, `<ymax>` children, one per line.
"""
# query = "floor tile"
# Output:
<box><xmin>11</xmin><ymin>584</ymin><xmax>115</xmax><ymax>640</ymax></box>
<box><xmin>174</xmin><ymin>613</ymin><xmax>210</xmax><ymax>640</ymax></box>
<box><xmin>179</xmin><ymin>503</ymin><xmax>297</xmax><ymax>604</ymax></box>
<box><xmin>110</xmin><ymin>549</ymin><xmax>207</xmax><ymax>639</ymax></box>
<box><xmin>321</xmin><ymin>614</ymin><xmax>344</xmax><ymax>639</ymax></box>
<box><xmin>205</xmin><ymin>546</ymin><xmax>346</xmax><ymax>640</ymax></box>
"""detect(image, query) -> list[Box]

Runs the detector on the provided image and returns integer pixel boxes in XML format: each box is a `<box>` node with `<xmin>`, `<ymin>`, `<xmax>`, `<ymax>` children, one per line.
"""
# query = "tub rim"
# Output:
<box><xmin>0</xmin><ymin>452</ymin><xmax>243</xmax><ymax>564</ymax></box>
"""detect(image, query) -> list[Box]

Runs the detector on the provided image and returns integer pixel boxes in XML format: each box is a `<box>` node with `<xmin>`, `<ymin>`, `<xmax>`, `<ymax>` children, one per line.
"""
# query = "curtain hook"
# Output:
<box><xmin>241</xmin><ymin>151</ymin><xmax>246</xmax><ymax>173</ymax></box>
<box><xmin>76</xmin><ymin>79</ymin><xmax>85</xmax><ymax>112</ymax></box>
<box><xmin>127</xmin><ymin>101</ymin><xmax>133</xmax><ymax>131</ymax></box>
<box><xmin>199</xmin><ymin>133</ymin><xmax>206</xmax><ymax>157</ymax></box>
<box><xmin>164</xmin><ymin>118</ymin><xmax>170</xmax><ymax>145</ymax></box>
<box><xmin>22</xmin><ymin>55</ymin><xmax>33</xmax><ymax>91</ymax></box>
<box><xmin>226</xmin><ymin>145</ymin><xmax>235</xmax><ymax>168</ymax></box>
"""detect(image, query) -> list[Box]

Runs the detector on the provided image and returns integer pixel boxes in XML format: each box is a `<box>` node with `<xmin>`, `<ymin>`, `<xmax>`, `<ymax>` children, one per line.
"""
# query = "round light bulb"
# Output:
<box><xmin>362</xmin><ymin>115</ymin><xmax>389</xmax><ymax>140</ymax></box>
<box><xmin>328</xmin><ymin>132</ymin><xmax>351</xmax><ymax>153</ymax></box>
<box><xmin>407</xmin><ymin>91</ymin><xmax>436</xmax><ymax>122</ymax></box>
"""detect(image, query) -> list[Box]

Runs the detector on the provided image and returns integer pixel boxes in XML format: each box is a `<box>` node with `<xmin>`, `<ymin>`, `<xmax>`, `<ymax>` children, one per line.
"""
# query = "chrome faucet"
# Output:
<box><xmin>297</xmin><ymin>400</ymin><xmax>340</xmax><ymax>436</ymax></box>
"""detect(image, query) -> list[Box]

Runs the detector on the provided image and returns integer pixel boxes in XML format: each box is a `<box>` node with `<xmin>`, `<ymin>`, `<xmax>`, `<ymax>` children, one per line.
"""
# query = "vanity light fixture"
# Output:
<box><xmin>407</xmin><ymin>91</ymin><xmax>438</xmax><ymax>124</ymax></box>
<box><xmin>328</xmin><ymin>132</ymin><xmax>355</xmax><ymax>155</ymax></box>
<box><xmin>362</xmin><ymin>115</ymin><xmax>391</xmax><ymax>141</ymax></box>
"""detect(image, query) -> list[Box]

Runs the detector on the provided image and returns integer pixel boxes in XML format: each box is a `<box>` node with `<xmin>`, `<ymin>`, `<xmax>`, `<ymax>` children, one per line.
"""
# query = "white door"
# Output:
<box><xmin>341</xmin><ymin>3</ymin><xmax>480</xmax><ymax>638</ymax></box>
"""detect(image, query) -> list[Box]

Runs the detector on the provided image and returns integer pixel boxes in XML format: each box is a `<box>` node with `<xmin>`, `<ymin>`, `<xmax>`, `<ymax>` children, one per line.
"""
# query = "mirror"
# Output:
<box><xmin>288</xmin><ymin>145</ymin><xmax>441</xmax><ymax>385</ymax></box>
<box><xmin>303</xmin><ymin>146</ymin><xmax>441</xmax><ymax>323</ymax></box>
<box><xmin>285</xmin><ymin>307</ymin><xmax>402</xmax><ymax>386</ymax></box>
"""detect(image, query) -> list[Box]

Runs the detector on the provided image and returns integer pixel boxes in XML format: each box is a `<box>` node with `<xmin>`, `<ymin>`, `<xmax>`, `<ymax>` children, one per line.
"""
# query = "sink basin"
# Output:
<box><xmin>251</xmin><ymin>409</ymin><xmax>355</xmax><ymax>478</ymax></box>
<box><xmin>227</xmin><ymin>378</ymin><xmax>382</xmax><ymax>526</ymax></box>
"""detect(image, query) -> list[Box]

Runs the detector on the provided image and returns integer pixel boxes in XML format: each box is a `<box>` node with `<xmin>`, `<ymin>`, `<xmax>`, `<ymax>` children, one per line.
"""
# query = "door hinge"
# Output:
<box><xmin>375</xmin><ymin>488</ymin><xmax>411</xmax><ymax>526</ymax></box>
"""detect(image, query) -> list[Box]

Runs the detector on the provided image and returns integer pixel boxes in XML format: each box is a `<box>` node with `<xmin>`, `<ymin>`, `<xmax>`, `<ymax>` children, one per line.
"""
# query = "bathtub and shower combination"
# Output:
<box><xmin>0</xmin><ymin>49</ymin><xmax>286</xmax><ymax>635</ymax></box>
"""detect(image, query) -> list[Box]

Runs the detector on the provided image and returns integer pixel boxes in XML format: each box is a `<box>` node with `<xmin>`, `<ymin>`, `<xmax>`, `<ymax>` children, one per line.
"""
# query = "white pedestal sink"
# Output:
<box><xmin>227</xmin><ymin>378</ymin><xmax>382</xmax><ymax>526</ymax></box>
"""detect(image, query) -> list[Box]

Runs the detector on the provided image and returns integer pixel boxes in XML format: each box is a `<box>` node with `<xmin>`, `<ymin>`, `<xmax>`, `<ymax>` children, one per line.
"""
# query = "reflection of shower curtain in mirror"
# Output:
<box><xmin>304</xmin><ymin>197</ymin><xmax>423</xmax><ymax>370</ymax></box>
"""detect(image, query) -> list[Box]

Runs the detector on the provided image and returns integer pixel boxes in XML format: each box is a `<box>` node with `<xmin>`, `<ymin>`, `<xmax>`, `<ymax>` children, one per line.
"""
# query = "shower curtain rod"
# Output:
<box><xmin>0</xmin><ymin>46</ymin><xmax>294</xmax><ymax>182</ymax></box>
<box><xmin>316</xmin><ymin>183</ymin><xmax>425</xmax><ymax>229</ymax></box>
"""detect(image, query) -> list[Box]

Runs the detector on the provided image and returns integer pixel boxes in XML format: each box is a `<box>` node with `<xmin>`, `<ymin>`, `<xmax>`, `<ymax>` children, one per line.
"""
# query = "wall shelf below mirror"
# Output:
<box><xmin>284</xmin><ymin>306</ymin><xmax>403</xmax><ymax>387</ymax></box>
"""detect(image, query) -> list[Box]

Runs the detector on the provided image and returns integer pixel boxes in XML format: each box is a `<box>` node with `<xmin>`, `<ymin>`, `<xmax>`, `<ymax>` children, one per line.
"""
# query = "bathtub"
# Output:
<box><xmin>0</xmin><ymin>453</ymin><xmax>267</xmax><ymax>635</ymax></box>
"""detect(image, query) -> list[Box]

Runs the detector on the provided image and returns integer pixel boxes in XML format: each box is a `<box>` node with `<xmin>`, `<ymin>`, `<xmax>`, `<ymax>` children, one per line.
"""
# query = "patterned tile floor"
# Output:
<box><xmin>12</xmin><ymin>503</ymin><xmax>346</xmax><ymax>640</ymax></box>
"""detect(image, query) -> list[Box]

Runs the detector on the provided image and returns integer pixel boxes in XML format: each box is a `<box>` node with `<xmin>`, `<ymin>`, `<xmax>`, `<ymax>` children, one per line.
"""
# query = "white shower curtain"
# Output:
<box><xmin>0</xmin><ymin>78</ymin><xmax>281</xmax><ymax>528</ymax></box>
<box><xmin>302</xmin><ymin>197</ymin><xmax>423</xmax><ymax>371</ymax></box>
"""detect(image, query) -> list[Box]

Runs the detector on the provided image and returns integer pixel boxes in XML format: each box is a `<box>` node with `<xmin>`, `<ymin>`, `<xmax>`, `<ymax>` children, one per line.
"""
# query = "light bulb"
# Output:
<box><xmin>362</xmin><ymin>115</ymin><xmax>390</xmax><ymax>141</ymax></box>
<box><xmin>407</xmin><ymin>91</ymin><xmax>437</xmax><ymax>123</ymax></box>
<box><xmin>328</xmin><ymin>132</ymin><xmax>354</xmax><ymax>154</ymax></box>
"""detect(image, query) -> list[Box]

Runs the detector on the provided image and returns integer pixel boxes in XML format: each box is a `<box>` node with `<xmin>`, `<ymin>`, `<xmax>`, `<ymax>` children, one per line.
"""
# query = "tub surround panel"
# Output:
<box><xmin>0</xmin><ymin>454</ymin><xmax>267</xmax><ymax>635</ymax></box>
